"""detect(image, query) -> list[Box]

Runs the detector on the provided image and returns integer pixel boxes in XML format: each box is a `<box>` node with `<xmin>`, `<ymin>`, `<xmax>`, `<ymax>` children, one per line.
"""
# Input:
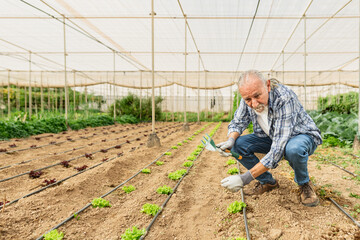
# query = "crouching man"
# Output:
<box><xmin>219</xmin><ymin>70</ymin><xmax>322</xmax><ymax>207</ymax></box>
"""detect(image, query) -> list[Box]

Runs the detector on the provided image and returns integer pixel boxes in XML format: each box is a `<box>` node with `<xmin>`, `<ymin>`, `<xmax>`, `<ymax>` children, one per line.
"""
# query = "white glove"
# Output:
<box><xmin>216</xmin><ymin>137</ymin><xmax>235</xmax><ymax>157</ymax></box>
<box><xmin>221</xmin><ymin>171</ymin><xmax>254</xmax><ymax>192</ymax></box>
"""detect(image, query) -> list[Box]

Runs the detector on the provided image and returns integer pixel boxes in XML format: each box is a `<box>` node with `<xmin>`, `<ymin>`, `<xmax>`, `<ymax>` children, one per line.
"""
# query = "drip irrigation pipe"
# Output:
<box><xmin>328</xmin><ymin>197</ymin><xmax>360</xmax><ymax>228</ymax></box>
<box><xmin>0</xmin><ymin>123</ymin><xmax>184</xmax><ymax>183</ymax></box>
<box><xmin>0</xmin><ymin>122</ymin><xmax>178</xmax><ymax>171</ymax></box>
<box><xmin>140</xmin><ymin>122</ymin><xmax>219</xmax><ymax>239</ymax></box>
<box><xmin>0</xmin><ymin>122</ymin><xmax>152</xmax><ymax>155</ymax></box>
<box><xmin>326</xmin><ymin>160</ymin><xmax>359</xmax><ymax>178</ymax></box>
<box><xmin>35</xmin><ymin>122</ymin><xmax>211</xmax><ymax>240</ymax></box>
<box><xmin>237</xmin><ymin>162</ymin><xmax>251</xmax><ymax>240</ymax></box>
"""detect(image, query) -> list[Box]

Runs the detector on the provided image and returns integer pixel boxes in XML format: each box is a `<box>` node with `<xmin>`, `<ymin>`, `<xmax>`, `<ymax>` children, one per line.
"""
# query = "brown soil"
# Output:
<box><xmin>0</xmin><ymin>122</ymin><xmax>359</xmax><ymax>240</ymax></box>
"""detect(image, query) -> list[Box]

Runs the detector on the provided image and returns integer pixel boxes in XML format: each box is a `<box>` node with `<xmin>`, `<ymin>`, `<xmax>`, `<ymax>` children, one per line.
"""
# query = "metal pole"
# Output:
<box><xmin>85</xmin><ymin>86</ymin><xmax>88</xmax><ymax>117</ymax></box>
<box><xmin>140</xmin><ymin>71</ymin><xmax>142</xmax><ymax>120</ymax></box>
<box><xmin>229</xmin><ymin>84</ymin><xmax>233</xmax><ymax>120</ymax></box>
<box><xmin>205</xmin><ymin>71</ymin><xmax>208</xmax><ymax>119</ymax></box>
<box><xmin>184</xmin><ymin>17</ymin><xmax>187</xmax><ymax>124</ymax></box>
<box><xmin>197</xmin><ymin>55</ymin><xmax>200</xmax><ymax>123</ymax></box>
<box><xmin>282</xmin><ymin>50</ymin><xmax>285</xmax><ymax>84</ymax></box>
<box><xmin>172</xmin><ymin>72</ymin><xmax>174</xmax><ymax>122</ymax></box>
<box><xmin>113</xmin><ymin>51</ymin><xmax>116</xmax><ymax>121</ymax></box>
<box><xmin>40</xmin><ymin>71</ymin><xmax>44</xmax><ymax>113</ymax></box>
<box><xmin>304</xmin><ymin>14</ymin><xmax>307</xmax><ymax>110</ymax></box>
<box><xmin>63</xmin><ymin>15</ymin><xmax>68</xmax><ymax>123</ymax></box>
<box><xmin>151</xmin><ymin>0</ymin><xmax>155</xmax><ymax>133</ymax></box>
<box><xmin>29</xmin><ymin>51</ymin><xmax>32</xmax><ymax>119</ymax></box>
<box><xmin>212</xmin><ymin>89</ymin><xmax>214</xmax><ymax>121</ymax></box>
<box><xmin>7</xmin><ymin>70</ymin><xmax>11</xmax><ymax>119</ymax></box>
<box><xmin>16</xmin><ymin>79</ymin><xmax>19</xmax><ymax>111</ymax></box>
<box><xmin>73</xmin><ymin>71</ymin><xmax>76</xmax><ymax>114</ymax></box>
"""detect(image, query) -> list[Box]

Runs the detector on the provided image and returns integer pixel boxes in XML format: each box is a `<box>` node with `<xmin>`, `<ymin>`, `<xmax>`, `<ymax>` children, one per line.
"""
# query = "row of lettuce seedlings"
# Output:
<box><xmin>0</xmin><ymin>122</ymin><xmax>183</xmax><ymax>184</ymax></box>
<box><xmin>0</xmin><ymin>122</ymin><xmax>157</xmax><ymax>170</ymax></box>
<box><xmin>0</xmin><ymin>123</ymin><xmax>185</xmax><ymax>209</ymax></box>
<box><xmin>36</xmin><ymin>122</ymin><xmax>212</xmax><ymax>240</ymax></box>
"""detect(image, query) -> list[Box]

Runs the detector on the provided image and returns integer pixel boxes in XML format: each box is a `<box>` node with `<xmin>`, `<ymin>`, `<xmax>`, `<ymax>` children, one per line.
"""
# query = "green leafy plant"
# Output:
<box><xmin>141</xmin><ymin>203</ymin><xmax>161</xmax><ymax>216</ymax></box>
<box><xmin>227</xmin><ymin>167</ymin><xmax>239</xmax><ymax>175</ymax></box>
<box><xmin>187</xmin><ymin>156</ymin><xmax>196</xmax><ymax>161</ymax></box>
<box><xmin>349</xmin><ymin>193</ymin><xmax>360</xmax><ymax>199</ymax></box>
<box><xmin>142</xmin><ymin>168</ymin><xmax>151</xmax><ymax>174</ymax></box>
<box><xmin>171</xmin><ymin>146</ymin><xmax>178</xmax><ymax>149</ymax></box>
<box><xmin>183</xmin><ymin>140</ymin><xmax>188</xmax><ymax>143</ymax></box>
<box><xmin>177</xmin><ymin>142</ymin><xmax>183</xmax><ymax>146</ymax></box>
<box><xmin>156</xmin><ymin>161</ymin><xmax>164</xmax><ymax>166</ymax></box>
<box><xmin>43</xmin><ymin>229</ymin><xmax>64</xmax><ymax>240</ymax></box>
<box><xmin>91</xmin><ymin>197</ymin><xmax>111</xmax><ymax>208</ymax></box>
<box><xmin>122</xmin><ymin>185</ymin><xmax>136</xmax><ymax>193</ymax></box>
<box><xmin>227</xmin><ymin>201</ymin><xmax>246</xmax><ymax>214</ymax></box>
<box><xmin>168</xmin><ymin>169</ymin><xmax>187</xmax><ymax>180</ymax></box>
<box><xmin>226</xmin><ymin>159</ymin><xmax>236</xmax><ymax>165</ymax></box>
<box><xmin>183</xmin><ymin>161</ymin><xmax>193</xmax><ymax>167</ymax></box>
<box><xmin>121</xmin><ymin>226</ymin><xmax>146</xmax><ymax>240</ymax></box>
<box><xmin>73</xmin><ymin>213</ymin><xmax>80</xmax><ymax>220</ymax></box>
<box><xmin>164</xmin><ymin>152</ymin><xmax>172</xmax><ymax>156</ymax></box>
<box><xmin>156</xmin><ymin>185</ymin><xmax>173</xmax><ymax>195</ymax></box>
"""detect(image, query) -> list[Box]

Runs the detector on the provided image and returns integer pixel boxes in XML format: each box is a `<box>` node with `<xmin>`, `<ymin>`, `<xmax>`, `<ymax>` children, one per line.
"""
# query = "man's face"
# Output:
<box><xmin>238</xmin><ymin>76</ymin><xmax>270</xmax><ymax>113</ymax></box>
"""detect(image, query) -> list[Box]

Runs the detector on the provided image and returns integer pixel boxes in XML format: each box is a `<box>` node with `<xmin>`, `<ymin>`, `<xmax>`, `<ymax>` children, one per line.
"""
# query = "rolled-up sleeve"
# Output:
<box><xmin>260</xmin><ymin>98</ymin><xmax>297</xmax><ymax>169</ymax></box>
<box><xmin>228</xmin><ymin>99</ymin><xmax>251</xmax><ymax>137</ymax></box>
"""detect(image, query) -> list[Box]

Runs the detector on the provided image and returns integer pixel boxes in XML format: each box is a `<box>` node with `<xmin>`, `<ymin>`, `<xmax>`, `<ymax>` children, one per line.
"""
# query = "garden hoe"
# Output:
<box><xmin>201</xmin><ymin>134</ymin><xmax>242</xmax><ymax>160</ymax></box>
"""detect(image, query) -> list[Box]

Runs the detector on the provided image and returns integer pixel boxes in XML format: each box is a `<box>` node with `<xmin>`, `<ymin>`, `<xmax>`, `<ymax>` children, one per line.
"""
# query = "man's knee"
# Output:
<box><xmin>232</xmin><ymin>137</ymin><xmax>250</xmax><ymax>155</ymax></box>
<box><xmin>285</xmin><ymin>143</ymin><xmax>307</xmax><ymax>162</ymax></box>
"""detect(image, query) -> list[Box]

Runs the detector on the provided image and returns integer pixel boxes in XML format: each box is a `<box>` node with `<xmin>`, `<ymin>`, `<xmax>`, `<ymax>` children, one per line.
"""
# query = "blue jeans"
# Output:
<box><xmin>231</xmin><ymin>134</ymin><xmax>317</xmax><ymax>185</ymax></box>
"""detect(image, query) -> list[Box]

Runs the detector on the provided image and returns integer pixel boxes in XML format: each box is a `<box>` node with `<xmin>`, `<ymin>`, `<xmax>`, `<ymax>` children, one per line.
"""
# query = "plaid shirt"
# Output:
<box><xmin>228</xmin><ymin>84</ymin><xmax>322</xmax><ymax>169</ymax></box>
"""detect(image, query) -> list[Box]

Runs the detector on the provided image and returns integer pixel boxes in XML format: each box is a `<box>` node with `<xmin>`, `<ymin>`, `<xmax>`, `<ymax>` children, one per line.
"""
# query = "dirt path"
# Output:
<box><xmin>1</xmin><ymin>122</ymin><xmax>359</xmax><ymax>240</ymax></box>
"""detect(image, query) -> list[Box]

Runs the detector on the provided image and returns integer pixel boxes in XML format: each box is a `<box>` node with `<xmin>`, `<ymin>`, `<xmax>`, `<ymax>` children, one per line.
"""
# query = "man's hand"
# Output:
<box><xmin>220</xmin><ymin>171</ymin><xmax>254</xmax><ymax>192</ymax></box>
<box><xmin>216</xmin><ymin>137</ymin><xmax>235</xmax><ymax>157</ymax></box>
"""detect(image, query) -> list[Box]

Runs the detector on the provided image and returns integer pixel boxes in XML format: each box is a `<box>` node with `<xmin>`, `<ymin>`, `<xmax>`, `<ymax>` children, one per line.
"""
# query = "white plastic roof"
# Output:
<box><xmin>0</xmin><ymin>0</ymin><xmax>359</xmax><ymax>88</ymax></box>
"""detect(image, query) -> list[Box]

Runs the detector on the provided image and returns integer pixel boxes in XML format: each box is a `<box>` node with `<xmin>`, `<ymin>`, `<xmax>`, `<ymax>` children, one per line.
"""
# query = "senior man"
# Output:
<box><xmin>218</xmin><ymin>70</ymin><xmax>322</xmax><ymax>207</ymax></box>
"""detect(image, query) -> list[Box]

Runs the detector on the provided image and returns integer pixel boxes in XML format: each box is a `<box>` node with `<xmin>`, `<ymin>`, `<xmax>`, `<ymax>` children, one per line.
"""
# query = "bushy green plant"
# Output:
<box><xmin>227</xmin><ymin>201</ymin><xmax>246</xmax><ymax>214</ymax></box>
<box><xmin>183</xmin><ymin>140</ymin><xmax>188</xmax><ymax>143</ymax></box>
<box><xmin>43</xmin><ymin>229</ymin><xmax>64</xmax><ymax>240</ymax></box>
<box><xmin>187</xmin><ymin>156</ymin><xmax>196</xmax><ymax>161</ymax></box>
<box><xmin>121</xmin><ymin>226</ymin><xmax>146</xmax><ymax>240</ymax></box>
<box><xmin>318</xmin><ymin>92</ymin><xmax>358</xmax><ymax>114</ymax></box>
<box><xmin>226</xmin><ymin>159</ymin><xmax>236</xmax><ymax>165</ymax></box>
<box><xmin>164</xmin><ymin>152</ymin><xmax>172</xmax><ymax>156</ymax></box>
<box><xmin>168</xmin><ymin>169</ymin><xmax>187</xmax><ymax>180</ymax></box>
<box><xmin>141</xmin><ymin>203</ymin><xmax>160</xmax><ymax>216</ymax></box>
<box><xmin>122</xmin><ymin>185</ymin><xmax>136</xmax><ymax>193</ymax></box>
<box><xmin>156</xmin><ymin>185</ymin><xmax>173</xmax><ymax>195</ymax></box>
<box><xmin>227</xmin><ymin>167</ymin><xmax>239</xmax><ymax>175</ymax></box>
<box><xmin>177</xmin><ymin>142</ymin><xmax>183</xmax><ymax>146</ymax></box>
<box><xmin>183</xmin><ymin>161</ymin><xmax>193</xmax><ymax>167</ymax></box>
<box><xmin>91</xmin><ymin>198</ymin><xmax>111</xmax><ymax>208</ymax></box>
<box><xmin>171</xmin><ymin>146</ymin><xmax>178</xmax><ymax>149</ymax></box>
<box><xmin>142</xmin><ymin>168</ymin><xmax>151</xmax><ymax>174</ymax></box>
<box><xmin>155</xmin><ymin>161</ymin><xmax>164</xmax><ymax>166</ymax></box>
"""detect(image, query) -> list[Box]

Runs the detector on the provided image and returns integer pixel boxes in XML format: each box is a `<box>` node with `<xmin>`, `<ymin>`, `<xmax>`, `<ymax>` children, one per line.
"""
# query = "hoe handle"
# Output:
<box><xmin>224</xmin><ymin>149</ymin><xmax>242</xmax><ymax>160</ymax></box>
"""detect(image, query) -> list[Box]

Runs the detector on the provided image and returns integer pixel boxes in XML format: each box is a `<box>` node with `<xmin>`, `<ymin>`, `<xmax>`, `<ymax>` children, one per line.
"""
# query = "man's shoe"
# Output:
<box><xmin>244</xmin><ymin>180</ymin><xmax>279</xmax><ymax>195</ymax></box>
<box><xmin>300</xmin><ymin>182</ymin><xmax>319</xmax><ymax>207</ymax></box>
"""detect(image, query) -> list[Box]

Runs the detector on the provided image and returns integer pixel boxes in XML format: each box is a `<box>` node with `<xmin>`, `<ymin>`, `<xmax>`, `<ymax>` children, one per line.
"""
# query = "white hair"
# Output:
<box><xmin>237</xmin><ymin>70</ymin><xmax>279</xmax><ymax>89</ymax></box>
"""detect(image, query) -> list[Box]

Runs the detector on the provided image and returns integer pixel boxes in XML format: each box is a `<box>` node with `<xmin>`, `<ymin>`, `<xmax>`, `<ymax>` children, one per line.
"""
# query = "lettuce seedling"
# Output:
<box><xmin>142</xmin><ymin>168</ymin><xmax>151</xmax><ymax>174</ymax></box>
<box><xmin>168</xmin><ymin>169</ymin><xmax>187</xmax><ymax>180</ymax></box>
<box><xmin>43</xmin><ymin>229</ymin><xmax>64</xmax><ymax>240</ymax></box>
<box><xmin>183</xmin><ymin>140</ymin><xmax>188</xmax><ymax>144</ymax></box>
<box><xmin>177</xmin><ymin>142</ymin><xmax>183</xmax><ymax>146</ymax></box>
<box><xmin>164</xmin><ymin>152</ymin><xmax>172</xmax><ymax>156</ymax></box>
<box><xmin>227</xmin><ymin>167</ymin><xmax>239</xmax><ymax>175</ymax></box>
<box><xmin>171</xmin><ymin>146</ymin><xmax>178</xmax><ymax>149</ymax></box>
<box><xmin>156</xmin><ymin>185</ymin><xmax>173</xmax><ymax>195</ymax></box>
<box><xmin>141</xmin><ymin>203</ymin><xmax>160</xmax><ymax>216</ymax></box>
<box><xmin>122</xmin><ymin>185</ymin><xmax>136</xmax><ymax>193</ymax></box>
<box><xmin>226</xmin><ymin>159</ymin><xmax>236</xmax><ymax>165</ymax></box>
<box><xmin>156</xmin><ymin>161</ymin><xmax>164</xmax><ymax>166</ymax></box>
<box><xmin>227</xmin><ymin>201</ymin><xmax>246</xmax><ymax>214</ymax></box>
<box><xmin>183</xmin><ymin>161</ymin><xmax>193</xmax><ymax>167</ymax></box>
<box><xmin>187</xmin><ymin>156</ymin><xmax>196</xmax><ymax>161</ymax></box>
<box><xmin>121</xmin><ymin>226</ymin><xmax>146</xmax><ymax>240</ymax></box>
<box><xmin>91</xmin><ymin>197</ymin><xmax>111</xmax><ymax>208</ymax></box>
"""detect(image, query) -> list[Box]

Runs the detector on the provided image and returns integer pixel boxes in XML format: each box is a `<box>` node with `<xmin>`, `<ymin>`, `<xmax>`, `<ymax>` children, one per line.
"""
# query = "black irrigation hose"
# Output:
<box><xmin>0</xmin><ymin>123</ymin><xmax>184</xmax><ymax>183</ymax></box>
<box><xmin>4</xmin><ymin>155</ymin><xmax>120</xmax><ymax>208</ymax></box>
<box><xmin>328</xmin><ymin>197</ymin><xmax>360</xmax><ymax>228</ymax></box>
<box><xmin>0</xmin><ymin>122</ymin><xmax>178</xmax><ymax>171</ymax></box>
<box><xmin>0</xmin><ymin>122</ymin><xmax>152</xmax><ymax>155</ymax></box>
<box><xmin>326</xmin><ymin>161</ymin><xmax>359</xmax><ymax>178</ymax></box>
<box><xmin>237</xmin><ymin>162</ymin><xmax>251</xmax><ymax>240</ymax></box>
<box><xmin>140</xmin><ymin>123</ymin><xmax>218</xmax><ymax>239</ymax></box>
<box><xmin>36</xmin><ymin>122</ymin><xmax>210</xmax><ymax>240</ymax></box>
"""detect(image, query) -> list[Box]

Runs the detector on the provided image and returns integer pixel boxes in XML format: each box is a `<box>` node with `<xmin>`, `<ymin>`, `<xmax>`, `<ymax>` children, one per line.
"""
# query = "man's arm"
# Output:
<box><xmin>249</xmin><ymin>162</ymin><xmax>269</xmax><ymax>178</ymax></box>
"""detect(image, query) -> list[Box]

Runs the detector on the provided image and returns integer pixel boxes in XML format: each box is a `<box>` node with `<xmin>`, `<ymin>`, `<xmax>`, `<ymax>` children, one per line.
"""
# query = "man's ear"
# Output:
<box><xmin>267</xmin><ymin>79</ymin><xmax>271</xmax><ymax>92</ymax></box>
